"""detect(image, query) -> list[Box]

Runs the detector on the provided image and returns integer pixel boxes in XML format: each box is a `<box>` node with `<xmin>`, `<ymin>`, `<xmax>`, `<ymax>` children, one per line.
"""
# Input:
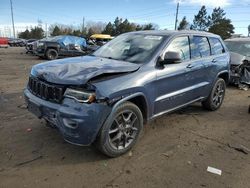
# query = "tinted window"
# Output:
<box><xmin>209</xmin><ymin>38</ymin><xmax>224</xmax><ymax>55</ymax></box>
<box><xmin>166</xmin><ymin>36</ymin><xmax>190</xmax><ymax>61</ymax></box>
<box><xmin>224</xmin><ymin>41</ymin><xmax>250</xmax><ymax>57</ymax></box>
<box><xmin>191</xmin><ymin>36</ymin><xmax>210</xmax><ymax>59</ymax></box>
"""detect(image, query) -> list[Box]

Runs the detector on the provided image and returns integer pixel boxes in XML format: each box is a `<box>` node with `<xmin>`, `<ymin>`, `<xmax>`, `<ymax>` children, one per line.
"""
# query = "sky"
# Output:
<box><xmin>0</xmin><ymin>0</ymin><xmax>250</xmax><ymax>37</ymax></box>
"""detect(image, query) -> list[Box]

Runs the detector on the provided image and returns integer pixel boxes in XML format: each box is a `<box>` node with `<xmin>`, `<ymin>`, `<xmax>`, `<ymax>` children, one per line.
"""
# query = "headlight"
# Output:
<box><xmin>64</xmin><ymin>88</ymin><xmax>96</xmax><ymax>103</ymax></box>
<box><xmin>37</xmin><ymin>42</ymin><xmax>44</xmax><ymax>47</ymax></box>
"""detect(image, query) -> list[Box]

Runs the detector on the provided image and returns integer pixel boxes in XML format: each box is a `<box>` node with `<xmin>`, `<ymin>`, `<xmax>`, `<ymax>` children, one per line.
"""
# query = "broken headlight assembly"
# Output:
<box><xmin>37</xmin><ymin>42</ymin><xmax>45</xmax><ymax>47</ymax></box>
<box><xmin>64</xmin><ymin>88</ymin><xmax>96</xmax><ymax>103</ymax></box>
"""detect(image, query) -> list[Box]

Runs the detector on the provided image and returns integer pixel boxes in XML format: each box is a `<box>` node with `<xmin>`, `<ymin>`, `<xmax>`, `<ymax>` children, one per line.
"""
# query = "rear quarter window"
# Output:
<box><xmin>209</xmin><ymin>37</ymin><xmax>225</xmax><ymax>55</ymax></box>
<box><xmin>191</xmin><ymin>36</ymin><xmax>211</xmax><ymax>59</ymax></box>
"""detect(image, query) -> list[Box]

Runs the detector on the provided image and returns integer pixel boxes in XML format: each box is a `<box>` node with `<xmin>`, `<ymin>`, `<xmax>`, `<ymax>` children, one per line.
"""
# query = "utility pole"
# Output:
<box><xmin>248</xmin><ymin>25</ymin><xmax>250</xmax><ymax>37</ymax></box>
<box><xmin>10</xmin><ymin>0</ymin><xmax>15</xmax><ymax>38</ymax></box>
<box><xmin>174</xmin><ymin>2</ymin><xmax>179</xmax><ymax>30</ymax></box>
<box><xmin>45</xmin><ymin>23</ymin><xmax>48</xmax><ymax>37</ymax></box>
<box><xmin>82</xmin><ymin>17</ymin><xmax>85</xmax><ymax>34</ymax></box>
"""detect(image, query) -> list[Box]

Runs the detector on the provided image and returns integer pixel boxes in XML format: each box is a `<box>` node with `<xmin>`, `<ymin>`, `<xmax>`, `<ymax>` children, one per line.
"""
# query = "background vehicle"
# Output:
<box><xmin>35</xmin><ymin>35</ymin><xmax>87</xmax><ymax>60</ymax></box>
<box><xmin>0</xmin><ymin>37</ymin><xmax>9</xmax><ymax>48</ymax></box>
<box><xmin>8</xmin><ymin>38</ymin><xmax>26</xmax><ymax>47</ymax></box>
<box><xmin>224</xmin><ymin>38</ymin><xmax>250</xmax><ymax>85</ymax></box>
<box><xmin>85</xmin><ymin>34</ymin><xmax>115</xmax><ymax>53</ymax></box>
<box><xmin>89</xmin><ymin>34</ymin><xmax>114</xmax><ymax>46</ymax></box>
<box><xmin>25</xmin><ymin>39</ymin><xmax>37</xmax><ymax>54</ymax></box>
<box><xmin>24</xmin><ymin>30</ymin><xmax>230</xmax><ymax>157</ymax></box>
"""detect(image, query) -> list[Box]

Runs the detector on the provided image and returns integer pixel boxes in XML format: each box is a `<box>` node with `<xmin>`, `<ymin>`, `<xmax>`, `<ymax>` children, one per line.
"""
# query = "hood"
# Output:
<box><xmin>230</xmin><ymin>52</ymin><xmax>250</xmax><ymax>65</ymax></box>
<box><xmin>31</xmin><ymin>56</ymin><xmax>140</xmax><ymax>85</ymax></box>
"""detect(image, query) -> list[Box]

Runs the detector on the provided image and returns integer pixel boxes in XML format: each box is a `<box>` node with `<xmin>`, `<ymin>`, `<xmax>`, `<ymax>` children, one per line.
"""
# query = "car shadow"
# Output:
<box><xmin>28</xmin><ymin>123</ymin><xmax>110</xmax><ymax>165</ymax></box>
<box><xmin>9</xmin><ymin>103</ymin><xmax>211</xmax><ymax>169</ymax></box>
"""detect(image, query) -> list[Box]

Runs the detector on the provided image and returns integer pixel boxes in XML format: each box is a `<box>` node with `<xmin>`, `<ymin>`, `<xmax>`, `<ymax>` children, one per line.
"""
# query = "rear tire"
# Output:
<box><xmin>202</xmin><ymin>78</ymin><xmax>226</xmax><ymax>111</ymax></box>
<box><xmin>96</xmin><ymin>101</ymin><xmax>143</xmax><ymax>157</ymax></box>
<box><xmin>46</xmin><ymin>49</ymin><xmax>58</xmax><ymax>60</ymax></box>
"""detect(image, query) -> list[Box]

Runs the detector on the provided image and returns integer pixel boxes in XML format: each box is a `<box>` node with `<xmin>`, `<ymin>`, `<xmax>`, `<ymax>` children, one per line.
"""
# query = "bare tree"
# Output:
<box><xmin>86</xmin><ymin>21</ymin><xmax>106</xmax><ymax>34</ymax></box>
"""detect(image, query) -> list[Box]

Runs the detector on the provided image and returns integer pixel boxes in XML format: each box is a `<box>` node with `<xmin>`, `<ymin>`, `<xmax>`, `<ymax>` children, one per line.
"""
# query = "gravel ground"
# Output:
<box><xmin>0</xmin><ymin>47</ymin><xmax>250</xmax><ymax>188</ymax></box>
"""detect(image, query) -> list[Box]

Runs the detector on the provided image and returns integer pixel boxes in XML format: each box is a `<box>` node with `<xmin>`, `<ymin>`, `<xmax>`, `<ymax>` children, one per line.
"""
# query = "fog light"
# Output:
<box><xmin>62</xmin><ymin>118</ymin><xmax>78</xmax><ymax>129</ymax></box>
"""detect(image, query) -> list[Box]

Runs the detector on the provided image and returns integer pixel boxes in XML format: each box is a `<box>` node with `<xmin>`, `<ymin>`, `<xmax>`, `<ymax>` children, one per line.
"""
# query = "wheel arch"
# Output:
<box><xmin>46</xmin><ymin>47</ymin><xmax>59</xmax><ymax>52</ymax></box>
<box><xmin>217</xmin><ymin>71</ymin><xmax>230</xmax><ymax>84</ymax></box>
<box><xmin>103</xmin><ymin>92</ymin><xmax>149</xmax><ymax>130</ymax></box>
<box><xmin>127</xmin><ymin>95</ymin><xmax>148</xmax><ymax>123</ymax></box>
<box><xmin>112</xmin><ymin>92</ymin><xmax>149</xmax><ymax>123</ymax></box>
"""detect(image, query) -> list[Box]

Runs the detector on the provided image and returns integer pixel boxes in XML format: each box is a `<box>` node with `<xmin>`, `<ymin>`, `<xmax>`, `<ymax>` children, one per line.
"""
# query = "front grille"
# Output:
<box><xmin>28</xmin><ymin>76</ymin><xmax>65</xmax><ymax>103</ymax></box>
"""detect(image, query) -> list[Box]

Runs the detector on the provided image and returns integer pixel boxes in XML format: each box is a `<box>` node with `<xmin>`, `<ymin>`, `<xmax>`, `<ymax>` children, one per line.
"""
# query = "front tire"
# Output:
<box><xmin>202</xmin><ymin>78</ymin><xmax>226</xmax><ymax>111</ymax></box>
<box><xmin>96</xmin><ymin>102</ymin><xmax>143</xmax><ymax>157</ymax></box>
<box><xmin>46</xmin><ymin>49</ymin><xmax>58</xmax><ymax>60</ymax></box>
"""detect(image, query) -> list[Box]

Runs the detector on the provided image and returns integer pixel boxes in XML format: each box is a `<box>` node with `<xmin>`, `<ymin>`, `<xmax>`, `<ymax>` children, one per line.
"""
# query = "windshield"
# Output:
<box><xmin>93</xmin><ymin>33</ymin><xmax>165</xmax><ymax>63</ymax></box>
<box><xmin>224</xmin><ymin>41</ymin><xmax>250</xmax><ymax>57</ymax></box>
<box><xmin>40</xmin><ymin>36</ymin><xmax>63</xmax><ymax>42</ymax></box>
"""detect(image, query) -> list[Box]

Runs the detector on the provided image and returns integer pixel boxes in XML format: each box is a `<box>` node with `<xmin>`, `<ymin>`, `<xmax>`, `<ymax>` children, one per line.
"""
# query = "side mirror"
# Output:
<box><xmin>163</xmin><ymin>51</ymin><xmax>182</xmax><ymax>64</ymax></box>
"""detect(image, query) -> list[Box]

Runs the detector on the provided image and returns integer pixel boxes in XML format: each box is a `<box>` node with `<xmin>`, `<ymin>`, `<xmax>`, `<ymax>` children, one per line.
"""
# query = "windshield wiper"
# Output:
<box><xmin>102</xmin><ymin>56</ymin><xmax>120</xmax><ymax>61</ymax></box>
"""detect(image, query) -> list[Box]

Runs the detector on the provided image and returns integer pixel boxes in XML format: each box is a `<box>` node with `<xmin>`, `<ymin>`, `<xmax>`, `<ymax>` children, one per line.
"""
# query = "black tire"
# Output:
<box><xmin>46</xmin><ymin>49</ymin><xmax>58</xmax><ymax>60</ymax></box>
<box><xmin>38</xmin><ymin>55</ymin><xmax>45</xmax><ymax>59</ymax></box>
<box><xmin>202</xmin><ymin>78</ymin><xmax>226</xmax><ymax>111</ymax></box>
<box><xmin>96</xmin><ymin>101</ymin><xmax>143</xmax><ymax>157</ymax></box>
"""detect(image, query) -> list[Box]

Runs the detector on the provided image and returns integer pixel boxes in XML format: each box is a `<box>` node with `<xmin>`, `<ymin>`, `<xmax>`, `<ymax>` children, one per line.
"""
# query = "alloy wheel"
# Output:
<box><xmin>108</xmin><ymin>110</ymin><xmax>139</xmax><ymax>150</ymax></box>
<box><xmin>212</xmin><ymin>82</ymin><xmax>225</xmax><ymax>107</ymax></box>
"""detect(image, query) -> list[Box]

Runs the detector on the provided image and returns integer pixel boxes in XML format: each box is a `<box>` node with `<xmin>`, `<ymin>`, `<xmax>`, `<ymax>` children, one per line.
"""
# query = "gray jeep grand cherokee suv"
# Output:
<box><xmin>24</xmin><ymin>30</ymin><xmax>230</xmax><ymax>157</ymax></box>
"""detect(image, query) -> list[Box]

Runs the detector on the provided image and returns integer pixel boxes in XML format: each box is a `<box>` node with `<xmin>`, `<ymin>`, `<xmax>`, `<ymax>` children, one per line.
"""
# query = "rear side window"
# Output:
<box><xmin>191</xmin><ymin>36</ymin><xmax>210</xmax><ymax>59</ymax></box>
<box><xmin>209</xmin><ymin>37</ymin><xmax>225</xmax><ymax>55</ymax></box>
<box><xmin>166</xmin><ymin>36</ymin><xmax>190</xmax><ymax>61</ymax></box>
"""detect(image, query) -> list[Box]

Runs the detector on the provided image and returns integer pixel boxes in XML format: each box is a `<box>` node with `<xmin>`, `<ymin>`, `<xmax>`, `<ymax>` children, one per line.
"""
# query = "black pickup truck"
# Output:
<box><xmin>34</xmin><ymin>35</ymin><xmax>87</xmax><ymax>60</ymax></box>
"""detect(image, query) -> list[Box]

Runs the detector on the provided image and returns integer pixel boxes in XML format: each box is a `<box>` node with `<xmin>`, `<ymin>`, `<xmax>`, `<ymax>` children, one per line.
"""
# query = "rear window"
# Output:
<box><xmin>209</xmin><ymin>38</ymin><xmax>224</xmax><ymax>55</ymax></box>
<box><xmin>191</xmin><ymin>36</ymin><xmax>210</xmax><ymax>59</ymax></box>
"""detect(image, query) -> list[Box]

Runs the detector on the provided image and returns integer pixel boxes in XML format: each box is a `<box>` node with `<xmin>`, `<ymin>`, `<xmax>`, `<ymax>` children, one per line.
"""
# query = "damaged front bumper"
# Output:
<box><xmin>24</xmin><ymin>89</ymin><xmax>111</xmax><ymax>145</ymax></box>
<box><xmin>230</xmin><ymin>62</ymin><xmax>250</xmax><ymax>85</ymax></box>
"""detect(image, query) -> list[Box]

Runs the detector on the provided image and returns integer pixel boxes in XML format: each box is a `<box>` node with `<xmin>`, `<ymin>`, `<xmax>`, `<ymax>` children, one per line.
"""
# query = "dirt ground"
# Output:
<box><xmin>0</xmin><ymin>47</ymin><xmax>250</xmax><ymax>188</ymax></box>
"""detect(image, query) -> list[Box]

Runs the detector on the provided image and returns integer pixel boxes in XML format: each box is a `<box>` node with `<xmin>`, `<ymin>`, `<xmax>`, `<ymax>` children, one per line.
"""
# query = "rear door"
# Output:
<box><xmin>207</xmin><ymin>37</ymin><xmax>228</xmax><ymax>83</ymax></box>
<box><xmin>188</xmin><ymin>36</ymin><xmax>213</xmax><ymax>98</ymax></box>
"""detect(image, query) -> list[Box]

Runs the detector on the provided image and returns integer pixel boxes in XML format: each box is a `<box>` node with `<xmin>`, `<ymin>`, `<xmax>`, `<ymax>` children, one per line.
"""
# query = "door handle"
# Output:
<box><xmin>212</xmin><ymin>59</ymin><xmax>217</xmax><ymax>63</ymax></box>
<box><xmin>186</xmin><ymin>64</ymin><xmax>194</xmax><ymax>69</ymax></box>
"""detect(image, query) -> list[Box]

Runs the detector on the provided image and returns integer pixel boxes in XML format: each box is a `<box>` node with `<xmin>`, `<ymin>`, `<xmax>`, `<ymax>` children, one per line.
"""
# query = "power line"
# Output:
<box><xmin>128</xmin><ymin>12</ymin><xmax>175</xmax><ymax>21</ymax></box>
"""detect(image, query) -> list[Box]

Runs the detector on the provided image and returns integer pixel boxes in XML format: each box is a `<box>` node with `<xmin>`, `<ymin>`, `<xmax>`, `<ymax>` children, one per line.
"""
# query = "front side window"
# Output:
<box><xmin>165</xmin><ymin>36</ymin><xmax>190</xmax><ymax>61</ymax></box>
<box><xmin>93</xmin><ymin>33</ymin><xmax>165</xmax><ymax>64</ymax></box>
<box><xmin>209</xmin><ymin>37</ymin><xmax>224</xmax><ymax>55</ymax></box>
<box><xmin>191</xmin><ymin>36</ymin><xmax>211</xmax><ymax>59</ymax></box>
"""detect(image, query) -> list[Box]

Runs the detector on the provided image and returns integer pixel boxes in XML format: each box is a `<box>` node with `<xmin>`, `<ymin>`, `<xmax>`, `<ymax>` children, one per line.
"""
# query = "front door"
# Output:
<box><xmin>154</xmin><ymin>36</ymin><xmax>194</xmax><ymax>115</ymax></box>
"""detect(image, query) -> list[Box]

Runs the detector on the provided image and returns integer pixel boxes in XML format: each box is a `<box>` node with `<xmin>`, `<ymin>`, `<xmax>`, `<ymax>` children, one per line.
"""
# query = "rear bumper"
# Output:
<box><xmin>24</xmin><ymin>89</ymin><xmax>111</xmax><ymax>145</ymax></box>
